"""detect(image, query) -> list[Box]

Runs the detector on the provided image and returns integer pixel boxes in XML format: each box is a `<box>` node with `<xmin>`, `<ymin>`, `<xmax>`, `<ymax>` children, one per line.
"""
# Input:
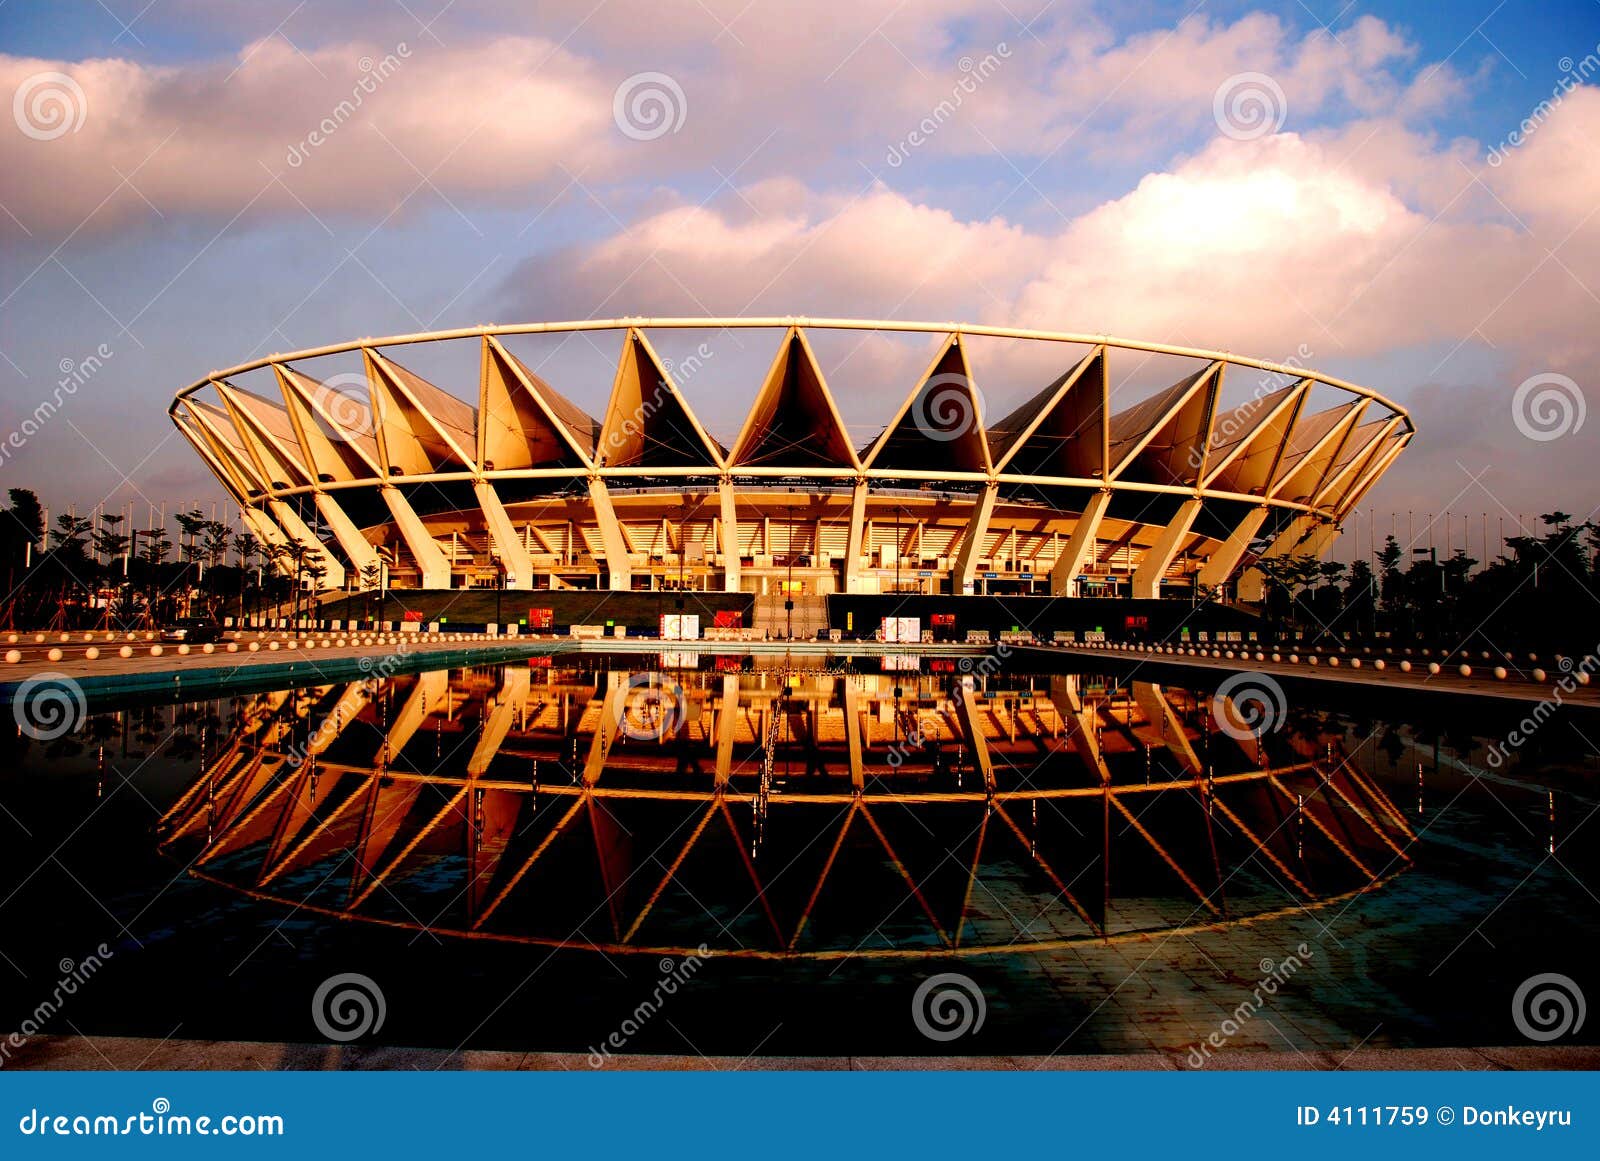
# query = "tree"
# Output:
<box><xmin>1343</xmin><ymin>559</ymin><xmax>1376</xmax><ymax>636</ymax></box>
<box><xmin>92</xmin><ymin>513</ymin><xmax>130</xmax><ymax>572</ymax></box>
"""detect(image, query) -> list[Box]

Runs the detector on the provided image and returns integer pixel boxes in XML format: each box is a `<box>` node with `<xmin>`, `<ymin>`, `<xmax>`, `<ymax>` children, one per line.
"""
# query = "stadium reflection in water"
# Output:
<box><xmin>157</xmin><ymin>657</ymin><xmax>1412</xmax><ymax>958</ymax></box>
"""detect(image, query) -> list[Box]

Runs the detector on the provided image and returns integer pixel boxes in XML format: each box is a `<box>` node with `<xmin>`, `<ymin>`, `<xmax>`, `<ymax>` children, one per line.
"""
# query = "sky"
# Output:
<box><xmin>2</xmin><ymin>0</ymin><xmax>1598</xmax><ymax>566</ymax></box>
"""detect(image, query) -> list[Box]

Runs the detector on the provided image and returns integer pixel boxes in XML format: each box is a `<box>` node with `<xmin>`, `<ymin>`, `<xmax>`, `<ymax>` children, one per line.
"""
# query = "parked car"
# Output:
<box><xmin>160</xmin><ymin>618</ymin><xmax>223</xmax><ymax>645</ymax></box>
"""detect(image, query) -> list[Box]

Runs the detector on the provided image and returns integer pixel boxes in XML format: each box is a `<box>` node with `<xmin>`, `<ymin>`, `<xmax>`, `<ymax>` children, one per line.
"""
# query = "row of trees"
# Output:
<box><xmin>1252</xmin><ymin>512</ymin><xmax>1599</xmax><ymax>649</ymax></box>
<box><xmin>0</xmin><ymin>487</ymin><xmax>324</xmax><ymax>629</ymax></box>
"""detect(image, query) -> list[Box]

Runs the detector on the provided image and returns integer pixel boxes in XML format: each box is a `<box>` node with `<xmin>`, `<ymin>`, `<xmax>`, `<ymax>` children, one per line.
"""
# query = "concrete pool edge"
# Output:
<box><xmin>9</xmin><ymin>1035</ymin><xmax>1598</xmax><ymax>1071</ymax></box>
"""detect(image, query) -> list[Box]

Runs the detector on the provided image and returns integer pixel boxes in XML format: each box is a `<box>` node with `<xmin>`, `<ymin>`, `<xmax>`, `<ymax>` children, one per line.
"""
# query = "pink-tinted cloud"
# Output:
<box><xmin>0</xmin><ymin>36</ymin><xmax>615</xmax><ymax>235</ymax></box>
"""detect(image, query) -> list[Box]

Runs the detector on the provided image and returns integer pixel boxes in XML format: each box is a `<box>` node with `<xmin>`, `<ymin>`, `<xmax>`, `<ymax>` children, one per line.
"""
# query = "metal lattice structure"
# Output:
<box><xmin>168</xmin><ymin>320</ymin><xmax>1412</xmax><ymax>601</ymax></box>
<box><xmin>158</xmin><ymin>665</ymin><xmax>1413</xmax><ymax>958</ymax></box>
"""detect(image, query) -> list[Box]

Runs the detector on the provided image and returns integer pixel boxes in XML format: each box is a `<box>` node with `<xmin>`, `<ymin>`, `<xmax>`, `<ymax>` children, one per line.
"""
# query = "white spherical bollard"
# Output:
<box><xmin>1532</xmin><ymin>668</ymin><xmax>1546</xmax><ymax>682</ymax></box>
<box><xmin>84</xmin><ymin>647</ymin><xmax>99</xmax><ymax>660</ymax></box>
<box><xmin>1373</xmin><ymin>659</ymin><xmax>1385</xmax><ymax>670</ymax></box>
<box><xmin>46</xmin><ymin>647</ymin><xmax>63</xmax><ymax>662</ymax></box>
<box><xmin>248</xmin><ymin>642</ymin><xmax>260</xmax><ymax>652</ymax></box>
<box><xmin>1493</xmin><ymin>666</ymin><xmax>1507</xmax><ymax>680</ymax></box>
<box><xmin>227</xmin><ymin>643</ymin><xmax>239</xmax><ymax>652</ymax></box>
<box><xmin>268</xmin><ymin>642</ymin><xmax>280</xmax><ymax>651</ymax></box>
<box><xmin>4</xmin><ymin>649</ymin><xmax>20</xmax><ymax>664</ymax></box>
<box><xmin>202</xmin><ymin>643</ymin><xmax>215</xmax><ymax>654</ymax></box>
<box><xmin>1271</xmin><ymin>652</ymin><xmax>1281</xmax><ymax>662</ymax></box>
<box><xmin>1328</xmin><ymin>657</ymin><xmax>1339</xmax><ymax>667</ymax></box>
<box><xmin>177</xmin><ymin>644</ymin><xmax>190</xmax><ymax>655</ymax></box>
<box><xmin>150</xmin><ymin>645</ymin><xmax>164</xmax><ymax>657</ymax></box>
<box><xmin>1350</xmin><ymin>658</ymin><xmax>1360</xmax><ymax>668</ymax></box>
<box><xmin>1458</xmin><ymin>664</ymin><xmax>1471</xmax><ymax>677</ymax></box>
<box><xmin>1577</xmin><ymin>672</ymin><xmax>1590</xmax><ymax>686</ymax></box>
<box><xmin>119</xmin><ymin>646</ymin><xmax>133</xmax><ymax>658</ymax></box>
<box><xmin>1399</xmin><ymin>660</ymin><xmax>1411</xmax><ymax>672</ymax></box>
<box><xmin>1288</xmin><ymin>653</ymin><xmax>1299</xmax><ymax>663</ymax></box>
<box><xmin>1427</xmin><ymin>662</ymin><xmax>1440</xmax><ymax>675</ymax></box>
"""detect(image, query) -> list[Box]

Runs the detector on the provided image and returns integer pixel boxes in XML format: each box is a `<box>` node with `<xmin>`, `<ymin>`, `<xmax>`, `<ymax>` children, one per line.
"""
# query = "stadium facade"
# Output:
<box><xmin>169</xmin><ymin>319</ymin><xmax>1412</xmax><ymax>605</ymax></box>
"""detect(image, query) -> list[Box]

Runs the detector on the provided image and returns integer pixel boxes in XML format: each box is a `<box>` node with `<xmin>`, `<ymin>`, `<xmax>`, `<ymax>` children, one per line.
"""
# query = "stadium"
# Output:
<box><xmin>168</xmin><ymin>319</ymin><xmax>1412</xmax><ymax>629</ymax></box>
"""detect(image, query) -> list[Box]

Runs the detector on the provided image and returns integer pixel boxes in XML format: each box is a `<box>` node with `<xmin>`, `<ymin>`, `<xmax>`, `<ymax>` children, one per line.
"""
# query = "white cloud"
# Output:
<box><xmin>0</xmin><ymin>36</ymin><xmax>615</xmax><ymax>234</ymax></box>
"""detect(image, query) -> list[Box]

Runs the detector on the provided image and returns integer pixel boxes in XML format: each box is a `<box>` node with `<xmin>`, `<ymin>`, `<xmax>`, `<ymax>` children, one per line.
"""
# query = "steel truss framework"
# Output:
<box><xmin>158</xmin><ymin>666</ymin><xmax>1414</xmax><ymax>957</ymax></box>
<box><xmin>168</xmin><ymin>320</ymin><xmax>1413</xmax><ymax>599</ymax></box>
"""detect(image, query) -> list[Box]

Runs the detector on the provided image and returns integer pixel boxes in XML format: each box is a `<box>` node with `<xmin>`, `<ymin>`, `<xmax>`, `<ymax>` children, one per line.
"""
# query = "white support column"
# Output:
<box><xmin>714</xmin><ymin>673</ymin><xmax>739</xmax><ymax>787</ymax></box>
<box><xmin>1048</xmin><ymin>675</ymin><xmax>1110</xmax><ymax>784</ymax></box>
<box><xmin>1130</xmin><ymin>497</ymin><xmax>1201</xmax><ymax>599</ymax></box>
<box><xmin>842</xmin><ymin>679</ymin><xmax>865</xmax><ymax>790</ymax></box>
<box><xmin>1236</xmin><ymin>514</ymin><xmax>1318</xmax><ymax>602</ymax></box>
<box><xmin>1196</xmin><ymin>505</ymin><xmax>1269</xmax><ymax>589</ymax></box>
<box><xmin>843</xmin><ymin>480</ymin><xmax>869</xmax><ymax>593</ymax></box>
<box><xmin>953</xmin><ymin>484</ymin><xmax>998</xmax><ymax>594</ymax></box>
<box><xmin>473</xmin><ymin>479</ymin><xmax>534</xmax><ymax>590</ymax></box>
<box><xmin>1051</xmin><ymin>489</ymin><xmax>1110</xmax><ymax>596</ymax></box>
<box><xmin>1298</xmin><ymin>521</ymin><xmax>1340</xmax><ymax>561</ymax></box>
<box><xmin>267</xmin><ymin>497</ymin><xmax>346</xmax><ymax>589</ymax></box>
<box><xmin>587</xmin><ymin>477</ymin><xmax>632</xmax><ymax>590</ymax></box>
<box><xmin>314</xmin><ymin>492</ymin><xmax>381</xmax><ymax>579</ymax></box>
<box><xmin>241</xmin><ymin>506</ymin><xmax>294</xmax><ymax>577</ymax></box>
<box><xmin>382</xmin><ymin>486</ymin><xmax>451</xmax><ymax>589</ymax></box>
<box><xmin>718</xmin><ymin>478</ymin><xmax>741</xmax><ymax>593</ymax></box>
